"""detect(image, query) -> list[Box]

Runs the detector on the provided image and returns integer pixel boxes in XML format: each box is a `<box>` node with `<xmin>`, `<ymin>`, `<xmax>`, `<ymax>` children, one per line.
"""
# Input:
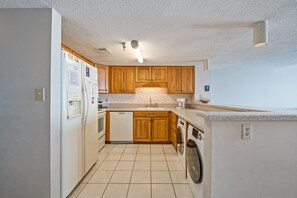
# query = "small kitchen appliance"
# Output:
<box><xmin>177</xmin><ymin>98</ymin><xmax>186</xmax><ymax>108</ymax></box>
<box><xmin>98</xmin><ymin>99</ymin><xmax>108</xmax><ymax>109</ymax></box>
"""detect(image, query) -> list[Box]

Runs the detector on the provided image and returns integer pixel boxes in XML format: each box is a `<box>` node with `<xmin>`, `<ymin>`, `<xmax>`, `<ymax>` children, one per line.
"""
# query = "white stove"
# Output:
<box><xmin>98</xmin><ymin>110</ymin><xmax>106</xmax><ymax>152</ymax></box>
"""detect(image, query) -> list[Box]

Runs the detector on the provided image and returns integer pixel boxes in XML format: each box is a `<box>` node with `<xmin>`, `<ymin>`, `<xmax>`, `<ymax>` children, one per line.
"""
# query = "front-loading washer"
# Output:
<box><xmin>177</xmin><ymin>117</ymin><xmax>187</xmax><ymax>169</ymax></box>
<box><xmin>186</xmin><ymin>124</ymin><xmax>204</xmax><ymax>198</ymax></box>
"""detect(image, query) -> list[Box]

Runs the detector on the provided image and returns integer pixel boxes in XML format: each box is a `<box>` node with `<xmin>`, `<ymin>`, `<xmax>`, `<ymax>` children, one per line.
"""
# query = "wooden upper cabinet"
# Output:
<box><xmin>97</xmin><ymin>64</ymin><xmax>109</xmax><ymax>93</ymax></box>
<box><xmin>136</xmin><ymin>67</ymin><xmax>151</xmax><ymax>82</ymax></box>
<box><xmin>151</xmin><ymin>117</ymin><xmax>169</xmax><ymax>142</ymax></box>
<box><xmin>152</xmin><ymin>67</ymin><xmax>167</xmax><ymax>82</ymax></box>
<box><xmin>181</xmin><ymin>66</ymin><xmax>195</xmax><ymax>94</ymax></box>
<box><xmin>134</xmin><ymin>118</ymin><xmax>151</xmax><ymax>142</ymax></box>
<box><xmin>123</xmin><ymin>67</ymin><xmax>135</xmax><ymax>93</ymax></box>
<box><xmin>110</xmin><ymin>67</ymin><xmax>123</xmax><ymax>93</ymax></box>
<box><xmin>167</xmin><ymin>67</ymin><xmax>182</xmax><ymax>93</ymax></box>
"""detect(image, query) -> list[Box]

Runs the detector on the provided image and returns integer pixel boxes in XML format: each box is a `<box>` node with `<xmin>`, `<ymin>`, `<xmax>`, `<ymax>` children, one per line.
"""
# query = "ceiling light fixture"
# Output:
<box><xmin>253</xmin><ymin>21</ymin><xmax>268</xmax><ymax>48</ymax></box>
<box><xmin>131</xmin><ymin>40</ymin><xmax>144</xmax><ymax>63</ymax></box>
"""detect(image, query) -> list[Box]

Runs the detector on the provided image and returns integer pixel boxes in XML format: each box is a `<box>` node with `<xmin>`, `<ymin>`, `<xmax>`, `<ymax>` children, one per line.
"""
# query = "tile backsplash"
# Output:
<box><xmin>99</xmin><ymin>88</ymin><xmax>193</xmax><ymax>104</ymax></box>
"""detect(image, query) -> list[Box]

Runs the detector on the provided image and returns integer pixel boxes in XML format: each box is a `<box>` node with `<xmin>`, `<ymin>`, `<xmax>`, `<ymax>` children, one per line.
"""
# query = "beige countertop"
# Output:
<box><xmin>102</xmin><ymin>105</ymin><xmax>297</xmax><ymax>123</ymax></box>
<box><xmin>103</xmin><ymin>107</ymin><xmax>206</xmax><ymax>129</ymax></box>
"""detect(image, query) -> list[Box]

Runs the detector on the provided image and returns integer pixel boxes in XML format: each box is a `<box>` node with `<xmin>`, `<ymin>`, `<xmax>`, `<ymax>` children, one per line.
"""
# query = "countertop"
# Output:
<box><xmin>102</xmin><ymin>106</ymin><xmax>297</xmax><ymax>123</ymax></box>
<box><xmin>102</xmin><ymin>107</ymin><xmax>205</xmax><ymax>129</ymax></box>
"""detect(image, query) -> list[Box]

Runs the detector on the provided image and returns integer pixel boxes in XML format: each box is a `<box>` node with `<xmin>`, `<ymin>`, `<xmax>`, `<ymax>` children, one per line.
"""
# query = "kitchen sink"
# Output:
<box><xmin>136</xmin><ymin>107</ymin><xmax>165</xmax><ymax>110</ymax></box>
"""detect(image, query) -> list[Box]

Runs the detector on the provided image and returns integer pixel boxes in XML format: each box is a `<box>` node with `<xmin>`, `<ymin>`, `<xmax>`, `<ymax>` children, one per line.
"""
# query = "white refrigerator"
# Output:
<box><xmin>61</xmin><ymin>50</ymin><xmax>98</xmax><ymax>198</ymax></box>
<box><xmin>81</xmin><ymin>61</ymin><xmax>99</xmax><ymax>173</ymax></box>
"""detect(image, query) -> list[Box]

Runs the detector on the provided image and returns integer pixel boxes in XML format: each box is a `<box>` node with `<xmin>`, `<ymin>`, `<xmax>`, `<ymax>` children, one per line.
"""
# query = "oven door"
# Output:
<box><xmin>98</xmin><ymin>111</ymin><xmax>106</xmax><ymax>139</ymax></box>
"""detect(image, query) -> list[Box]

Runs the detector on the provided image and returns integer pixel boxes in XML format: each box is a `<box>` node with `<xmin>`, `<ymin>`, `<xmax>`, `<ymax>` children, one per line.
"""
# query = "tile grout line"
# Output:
<box><xmin>97</xmin><ymin>145</ymin><xmax>115</xmax><ymax>198</ymax></box>
<box><xmin>100</xmin><ymin>144</ymin><xmax>126</xmax><ymax>198</ymax></box>
<box><xmin>164</xmin><ymin>144</ymin><xmax>178</xmax><ymax>198</ymax></box>
<box><xmin>75</xmin><ymin>145</ymin><xmax>114</xmax><ymax>198</ymax></box>
<box><xmin>125</xmin><ymin>144</ymin><xmax>138</xmax><ymax>198</ymax></box>
<box><xmin>150</xmin><ymin>144</ymin><xmax>152</xmax><ymax>198</ymax></box>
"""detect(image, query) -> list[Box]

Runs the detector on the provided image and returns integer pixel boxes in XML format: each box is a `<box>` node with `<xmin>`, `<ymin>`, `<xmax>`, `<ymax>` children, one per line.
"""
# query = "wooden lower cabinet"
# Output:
<box><xmin>134</xmin><ymin>118</ymin><xmax>151</xmax><ymax>142</ymax></box>
<box><xmin>151</xmin><ymin>117</ymin><xmax>169</xmax><ymax>142</ymax></box>
<box><xmin>134</xmin><ymin>112</ymin><xmax>170</xmax><ymax>143</ymax></box>
<box><xmin>105</xmin><ymin>111</ymin><xmax>110</xmax><ymax>142</ymax></box>
<box><xmin>170</xmin><ymin>112</ymin><xmax>178</xmax><ymax>150</ymax></box>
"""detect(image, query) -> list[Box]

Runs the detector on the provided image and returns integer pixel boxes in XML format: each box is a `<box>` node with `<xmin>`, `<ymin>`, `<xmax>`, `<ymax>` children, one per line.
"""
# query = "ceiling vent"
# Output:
<box><xmin>96</xmin><ymin>48</ymin><xmax>112</xmax><ymax>56</ymax></box>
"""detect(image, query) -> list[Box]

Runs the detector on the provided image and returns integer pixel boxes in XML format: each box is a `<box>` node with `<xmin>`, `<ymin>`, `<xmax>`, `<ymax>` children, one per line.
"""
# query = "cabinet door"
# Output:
<box><xmin>110</xmin><ymin>67</ymin><xmax>123</xmax><ymax>93</ymax></box>
<box><xmin>151</xmin><ymin>117</ymin><xmax>169</xmax><ymax>142</ymax></box>
<box><xmin>97</xmin><ymin>65</ymin><xmax>109</xmax><ymax>93</ymax></box>
<box><xmin>152</xmin><ymin>67</ymin><xmax>167</xmax><ymax>82</ymax></box>
<box><xmin>123</xmin><ymin>67</ymin><xmax>135</xmax><ymax>93</ymax></box>
<box><xmin>134</xmin><ymin>118</ymin><xmax>151</xmax><ymax>142</ymax></box>
<box><xmin>167</xmin><ymin>67</ymin><xmax>181</xmax><ymax>93</ymax></box>
<box><xmin>181</xmin><ymin>67</ymin><xmax>195</xmax><ymax>93</ymax></box>
<box><xmin>171</xmin><ymin>129</ymin><xmax>177</xmax><ymax>150</ymax></box>
<box><xmin>136</xmin><ymin>67</ymin><xmax>151</xmax><ymax>82</ymax></box>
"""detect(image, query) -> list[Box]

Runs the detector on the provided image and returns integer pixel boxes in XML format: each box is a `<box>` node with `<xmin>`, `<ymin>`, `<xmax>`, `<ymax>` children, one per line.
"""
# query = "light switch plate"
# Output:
<box><xmin>242</xmin><ymin>124</ymin><xmax>252</xmax><ymax>140</ymax></box>
<box><xmin>35</xmin><ymin>88</ymin><xmax>45</xmax><ymax>101</ymax></box>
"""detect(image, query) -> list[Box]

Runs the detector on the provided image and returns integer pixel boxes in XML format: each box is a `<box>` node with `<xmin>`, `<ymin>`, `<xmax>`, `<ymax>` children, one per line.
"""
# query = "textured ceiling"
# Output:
<box><xmin>1</xmin><ymin>0</ymin><xmax>297</xmax><ymax>68</ymax></box>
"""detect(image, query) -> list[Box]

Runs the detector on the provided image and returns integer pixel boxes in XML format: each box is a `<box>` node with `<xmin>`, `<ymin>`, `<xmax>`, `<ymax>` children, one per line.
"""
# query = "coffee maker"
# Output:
<box><xmin>177</xmin><ymin>98</ymin><xmax>186</xmax><ymax>108</ymax></box>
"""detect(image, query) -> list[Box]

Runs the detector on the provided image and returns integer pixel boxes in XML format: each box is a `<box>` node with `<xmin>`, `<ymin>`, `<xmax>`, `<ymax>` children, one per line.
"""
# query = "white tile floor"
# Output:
<box><xmin>68</xmin><ymin>144</ymin><xmax>194</xmax><ymax>198</ymax></box>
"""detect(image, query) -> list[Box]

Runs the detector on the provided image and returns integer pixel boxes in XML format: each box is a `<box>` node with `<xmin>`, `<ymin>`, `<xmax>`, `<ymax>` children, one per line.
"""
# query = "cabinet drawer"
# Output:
<box><xmin>134</xmin><ymin>111</ymin><xmax>169</xmax><ymax>118</ymax></box>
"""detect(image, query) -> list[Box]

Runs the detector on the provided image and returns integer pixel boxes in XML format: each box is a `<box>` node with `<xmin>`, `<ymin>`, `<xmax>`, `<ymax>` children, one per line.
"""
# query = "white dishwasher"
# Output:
<box><xmin>110</xmin><ymin>112</ymin><xmax>133</xmax><ymax>143</ymax></box>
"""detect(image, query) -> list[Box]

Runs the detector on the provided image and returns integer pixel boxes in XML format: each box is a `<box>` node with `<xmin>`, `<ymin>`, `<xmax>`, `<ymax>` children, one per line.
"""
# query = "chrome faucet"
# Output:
<box><xmin>146</xmin><ymin>97</ymin><xmax>158</xmax><ymax>108</ymax></box>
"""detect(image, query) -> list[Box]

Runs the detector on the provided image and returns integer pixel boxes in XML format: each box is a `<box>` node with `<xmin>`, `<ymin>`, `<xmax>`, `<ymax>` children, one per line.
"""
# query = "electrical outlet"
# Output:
<box><xmin>35</xmin><ymin>88</ymin><xmax>45</xmax><ymax>101</ymax></box>
<box><xmin>242</xmin><ymin>124</ymin><xmax>252</xmax><ymax>140</ymax></box>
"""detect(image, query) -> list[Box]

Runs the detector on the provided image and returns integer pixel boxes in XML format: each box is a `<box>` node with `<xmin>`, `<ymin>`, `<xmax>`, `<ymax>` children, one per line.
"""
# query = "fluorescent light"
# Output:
<box><xmin>134</xmin><ymin>47</ymin><xmax>144</xmax><ymax>63</ymax></box>
<box><xmin>253</xmin><ymin>21</ymin><xmax>268</xmax><ymax>48</ymax></box>
<box><xmin>131</xmin><ymin>40</ymin><xmax>144</xmax><ymax>63</ymax></box>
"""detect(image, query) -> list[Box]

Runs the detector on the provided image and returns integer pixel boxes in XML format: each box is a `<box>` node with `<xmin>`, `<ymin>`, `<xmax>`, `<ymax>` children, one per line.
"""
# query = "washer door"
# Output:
<box><xmin>186</xmin><ymin>139</ymin><xmax>203</xmax><ymax>183</ymax></box>
<box><xmin>176</xmin><ymin>127</ymin><xmax>184</xmax><ymax>155</ymax></box>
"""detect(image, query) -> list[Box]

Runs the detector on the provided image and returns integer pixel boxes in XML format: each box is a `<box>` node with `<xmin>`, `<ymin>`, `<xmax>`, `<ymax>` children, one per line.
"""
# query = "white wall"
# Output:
<box><xmin>211</xmin><ymin>65</ymin><xmax>297</xmax><ymax>109</ymax></box>
<box><xmin>206</xmin><ymin>120</ymin><xmax>297</xmax><ymax>198</ymax></box>
<box><xmin>0</xmin><ymin>9</ymin><xmax>61</xmax><ymax>198</ymax></box>
<box><xmin>50</xmin><ymin>9</ymin><xmax>62</xmax><ymax>198</ymax></box>
<box><xmin>194</xmin><ymin>63</ymin><xmax>211</xmax><ymax>101</ymax></box>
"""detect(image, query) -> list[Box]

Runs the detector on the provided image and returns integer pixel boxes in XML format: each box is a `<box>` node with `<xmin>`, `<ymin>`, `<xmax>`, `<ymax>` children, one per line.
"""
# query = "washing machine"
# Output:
<box><xmin>176</xmin><ymin>118</ymin><xmax>187</xmax><ymax>169</ymax></box>
<box><xmin>186</xmin><ymin>124</ymin><xmax>204</xmax><ymax>198</ymax></box>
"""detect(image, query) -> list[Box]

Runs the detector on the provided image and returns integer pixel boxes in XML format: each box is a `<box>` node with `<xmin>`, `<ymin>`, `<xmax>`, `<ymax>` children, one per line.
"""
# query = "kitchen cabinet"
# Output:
<box><xmin>110</xmin><ymin>67</ymin><xmax>123</xmax><ymax>93</ymax></box>
<box><xmin>134</xmin><ymin>118</ymin><xmax>151</xmax><ymax>142</ymax></box>
<box><xmin>96</xmin><ymin>64</ymin><xmax>109</xmax><ymax>93</ymax></box>
<box><xmin>181</xmin><ymin>66</ymin><xmax>195</xmax><ymax>93</ymax></box>
<box><xmin>151</xmin><ymin>67</ymin><xmax>167</xmax><ymax>82</ymax></box>
<box><xmin>109</xmin><ymin>66</ymin><xmax>135</xmax><ymax>93</ymax></box>
<box><xmin>167</xmin><ymin>67</ymin><xmax>182</xmax><ymax>93</ymax></box>
<box><xmin>136</xmin><ymin>67</ymin><xmax>151</xmax><ymax>82</ymax></box>
<box><xmin>105</xmin><ymin>111</ymin><xmax>110</xmax><ymax>142</ymax></box>
<box><xmin>135</xmin><ymin>66</ymin><xmax>168</xmax><ymax>88</ymax></box>
<box><xmin>170</xmin><ymin>112</ymin><xmax>178</xmax><ymax>150</ymax></box>
<box><xmin>134</xmin><ymin>111</ymin><xmax>169</xmax><ymax>143</ymax></box>
<box><xmin>168</xmin><ymin>66</ymin><xmax>194</xmax><ymax>94</ymax></box>
<box><xmin>136</xmin><ymin>66</ymin><xmax>167</xmax><ymax>83</ymax></box>
<box><xmin>108</xmin><ymin>65</ymin><xmax>194</xmax><ymax>93</ymax></box>
<box><xmin>151</xmin><ymin>117</ymin><xmax>169</xmax><ymax>142</ymax></box>
<box><xmin>123</xmin><ymin>67</ymin><xmax>135</xmax><ymax>93</ymax></box>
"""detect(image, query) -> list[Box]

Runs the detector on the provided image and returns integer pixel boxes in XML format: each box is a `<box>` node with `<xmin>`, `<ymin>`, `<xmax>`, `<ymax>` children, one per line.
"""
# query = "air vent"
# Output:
<box><xmin>96</xmin><ymin>48</ymin><xmax>111</xmax><ymax>56</ymax></box>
